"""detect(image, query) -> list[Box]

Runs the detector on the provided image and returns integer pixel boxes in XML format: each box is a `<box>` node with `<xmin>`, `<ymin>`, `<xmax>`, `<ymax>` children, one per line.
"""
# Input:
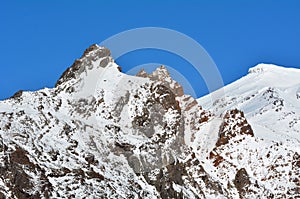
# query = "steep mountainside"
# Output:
<box><xmin>0</xmin><ymin>45</ymin><xmax>299</xmax><ymax>198</ymax></box>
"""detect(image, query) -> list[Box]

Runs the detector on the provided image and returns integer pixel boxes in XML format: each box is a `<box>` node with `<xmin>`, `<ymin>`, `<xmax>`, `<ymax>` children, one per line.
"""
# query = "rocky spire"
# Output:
<box><xmin>136</xmin><ymin>65</ymin><xmax>184</xmax><ymax>97</ymax></box>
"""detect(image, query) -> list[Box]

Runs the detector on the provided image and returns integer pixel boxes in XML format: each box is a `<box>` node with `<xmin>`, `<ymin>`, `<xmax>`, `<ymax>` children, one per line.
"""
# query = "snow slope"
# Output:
<box><xmin>198</xmin><ymin>63</ymin><xmax>300</xmax><ymax>143</ymax></box>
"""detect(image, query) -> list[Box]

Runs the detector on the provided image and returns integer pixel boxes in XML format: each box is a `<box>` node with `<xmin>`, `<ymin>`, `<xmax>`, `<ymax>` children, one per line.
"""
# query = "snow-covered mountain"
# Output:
<box><xmin>0</xmin><ymin>45</ymin><xmax>299</xmax><ymax>198</ymax></box>
<box><xmin>198</xmin><ymin>63</ymin><xmax>300</xmax><ymax>143</ymax></box>
<box><xmin>197</xmin><ymin>63</ymin><xmax>300</xmax><ymax>198</ymax></box>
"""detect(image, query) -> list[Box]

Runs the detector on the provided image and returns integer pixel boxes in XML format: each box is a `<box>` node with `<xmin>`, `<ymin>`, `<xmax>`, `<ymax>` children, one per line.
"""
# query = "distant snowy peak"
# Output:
<box><xmin>248</xmin><ymin>63</ymin><xmax>300</xmax><ymax>74</ymax></box>
<box><xmin>237</xmin><ymin>63</ymin><xmax>300</xmax><ymax>95</ymax></box>
<box><xmin>199</xmin><ymin>63</ymin><xmax>300</xmax><ymax>108</ymax></box>
<box><xmin>249</xmin><ymin>63</ymin><xmax>300</xmax><ymax>89</ymax></box>
<box><xmin>198</xmin><ymin>62</ymin><xmax>300</xmax><ymax>144</ymax></box>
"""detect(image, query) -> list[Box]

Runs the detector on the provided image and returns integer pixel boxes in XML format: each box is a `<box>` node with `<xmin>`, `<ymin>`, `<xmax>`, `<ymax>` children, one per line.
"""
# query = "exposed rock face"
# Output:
<box><xmin>297</xmin><ymin>88</ymin><xmax>300</xmax><ymax>99</ymax></box>
<box><xmin>10</xmin><ymin>90</ymin><xmax>23</xmax><ymax>99</ymax></box>
<box><xmin>136</xmin><ymin>66</ymin><xmax>184</xmax><ymax>97</ymax></box>
<box><xmin>216</xmin><ymin>109</ymin><xmax>253</xmax><ymax>147</ymax></box>
<box><xmin>0</xmin><ymin>45</ymin><xmax>299</xmax><ymax>198</ymax></box>
<box><xmin>0</xmin><ymin>145</ymin><xmax>52</xmax><ymax>198</ymax></box>
<box><xmin>234</xmin><ymin>168</ymin><xmax>251</xmax><ymax>198</ymax></box>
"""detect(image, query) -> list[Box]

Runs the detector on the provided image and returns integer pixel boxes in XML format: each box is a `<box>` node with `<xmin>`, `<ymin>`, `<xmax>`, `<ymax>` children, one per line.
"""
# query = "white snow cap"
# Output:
<box><xmin>248</xmin><ymin>63</ymin><xmax>299</xmax><ymax>74</ymax></box>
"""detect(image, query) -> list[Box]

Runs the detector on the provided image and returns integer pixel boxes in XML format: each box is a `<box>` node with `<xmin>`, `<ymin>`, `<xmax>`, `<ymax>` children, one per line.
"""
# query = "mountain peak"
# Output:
<box><xmin>248</xmin><ymin>63</ymin><xmax>281</xmax><ymax>74</ymax></box>
<box><xmin>136</xmin><ymin>65</ymin><xmax>170</xmax><ymax>79</ymax></box>
<box><xmin>152</xmin><ymin>65</ymin><xmax>170</xmax><ymax>78</ymax></box>
<box><xmin>248</xmin><ymin>63</ymin><xmax>299</xmax><ymax>74</ymax></box>
<box><xmin>136</xmin><ymin>65</ymin><xmax>184</xmax><ymax>97</ymax></box>
<box><xmin>55</xmin><ymin>44</ymin><xmax>113</xmax><ymax>88</ymax></box>
<box><xmin>81</xmin><ymin>44</ymin><xmax>107</xmax><ymax>58</ymax></box>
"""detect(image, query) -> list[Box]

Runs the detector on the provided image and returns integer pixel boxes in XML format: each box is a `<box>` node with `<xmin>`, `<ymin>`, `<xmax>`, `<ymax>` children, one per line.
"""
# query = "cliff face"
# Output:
<box><xmin>0</xmin><ymin>45</ymin><xmax>299</xmax><ymax>198</ymax></box>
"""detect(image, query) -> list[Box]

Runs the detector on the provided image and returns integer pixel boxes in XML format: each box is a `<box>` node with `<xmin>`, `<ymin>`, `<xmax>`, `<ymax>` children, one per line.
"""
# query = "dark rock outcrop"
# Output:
<box><xmin>216</xmin><ymin>109</ymin><xmax>253</xmax><ymax>147</ymax></box>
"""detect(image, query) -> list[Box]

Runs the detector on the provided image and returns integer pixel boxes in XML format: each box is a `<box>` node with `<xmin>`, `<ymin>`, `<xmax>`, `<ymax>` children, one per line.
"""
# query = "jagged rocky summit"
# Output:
<box><xmin>0</xmin><ymin>44</ymin><xmax>299</xmax><ymax>198</ymax></box>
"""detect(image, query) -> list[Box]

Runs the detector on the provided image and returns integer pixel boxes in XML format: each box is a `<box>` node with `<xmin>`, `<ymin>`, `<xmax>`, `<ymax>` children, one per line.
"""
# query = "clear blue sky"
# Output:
<box><xmin>1</xmin><ymin>0</ymin><xmax>300</xmax><ymax>99</ymax></box>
